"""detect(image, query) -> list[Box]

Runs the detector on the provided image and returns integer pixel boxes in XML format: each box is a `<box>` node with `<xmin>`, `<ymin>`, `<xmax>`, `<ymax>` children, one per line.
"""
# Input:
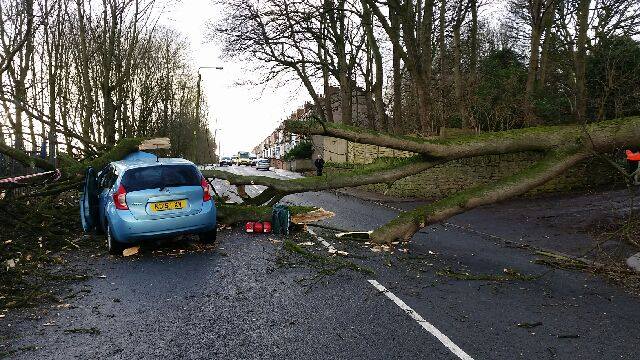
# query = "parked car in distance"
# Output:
<box><xmin>250</xmin><ymin>156</ymin><xmax>258</xmax><ymax>166</ymax></box>
<box><xmin>256</xmin><ymin>158</ymin><xmax>270</xmax><ymax>171</ymax></box>
<box><xmin>236</xmin><ymin>151</ymin><xmax>251</xmax><ymax>166</ymax></box>
<box><xmin>219</xmin><ymin>157</ymin><xmax>233</xmax><ymax>166</ymax></box>
<box><xmin>80</xmin><ymin>151</ymin><xmax>217</xmax><ymax>255</ymax></box>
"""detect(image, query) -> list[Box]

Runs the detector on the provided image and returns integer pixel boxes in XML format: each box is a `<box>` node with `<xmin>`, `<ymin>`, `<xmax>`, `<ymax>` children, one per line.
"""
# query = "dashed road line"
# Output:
<box><xmin>368</xmin><ymin>280</ymin><xmax>475</xmax><ymax>360</ymax></box>
<box><xmin>305</xmin><ymin>226</ymin><xmax>475</xmax><ymax>360</ymax></box>
<box><xmin>305</xmin><ymin>228</ymin><xmax>337</xmax><ymax>253</ymax></box>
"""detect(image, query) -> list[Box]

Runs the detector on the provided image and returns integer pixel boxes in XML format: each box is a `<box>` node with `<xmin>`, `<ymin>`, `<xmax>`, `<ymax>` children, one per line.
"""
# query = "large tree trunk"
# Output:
<box><xmin>419</xmin><ymin>0</ymin><xmax>435</xmax><ymax>133</ymax></box>
<box><xmin>453</xmin><ymin>20</ymin><xmax>467</xmax><ymax>128</ymax></box>
<box><xmin>76</xmin><ymin>0</ymin><xmax>96</xmax><ymax>152</ymax></box>
<box><xmin>470</xmin><ymin>0</ymin><xmax>478</xmax><ymax>75</ymax></box>
<box><xmin>574</xmin><ymin>0</ymin><xmax>590</xmax><ymax>122</ymax></box>
<box><xmin>362</xmin><ymin>0</ymin><xmax>387</xmax><ymax>131</ymax></box>
<box><xmin>525</xmin><ymin>23</ymin><xmax>542</xmax><ymax>99</ymax></box>
<box><xmin>203</xmin><ymin>116</ymin><xmax>640</xmax><ymax>243</ymax></box>
<box><xmin>391</xmin><ymin>5</ymin><xmax>403</xmax><ymax>134</ymax></box>
<box><xmin>438</xmin><ymin>0</ymin><xmax>446</xmax><ymax>129</ymax></box>
<box><xmin>101</xmin><ymin>0</ymin><xmax>118</xmax><ymax>146</ymax></box>
<box><xmin>11</xmin><ymin>0</ymin><xmax>35</xmax><ymax>151</ymax></box>
<box><xmin>538</xmin><ymin>1</ymin><xmax>556</xmax><ymax>87</ymax></box>
<box><xmin>370</xmin><ymin>149</ymin><xmax>589</xmax><ymax>242</ymax></box>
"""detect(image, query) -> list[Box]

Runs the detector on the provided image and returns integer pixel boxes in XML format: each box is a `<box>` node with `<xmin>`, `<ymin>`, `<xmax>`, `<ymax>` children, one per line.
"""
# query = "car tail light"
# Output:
<box><xmin>263</xmin><ymin>221</ymin><xmax>272</xmax><ymax>233</ymax></box>
<box><xmin>253</xmin><ymin>222</ymin><xmax>263</xmax><ymax>233</ymax></box>
<box><xmin>201</xmin><ymin>177</ymin><xmax>212</xmax><ymax>202</ymax></box>
<box><xmin>113</xmin><ymin>184</ymin><xmax>128</xmax><ymax>210</ymax></box>
<box><xmin>245</xmin><ymin>222</ymin><xmax>254</xmax><ymax>233</ymax></box>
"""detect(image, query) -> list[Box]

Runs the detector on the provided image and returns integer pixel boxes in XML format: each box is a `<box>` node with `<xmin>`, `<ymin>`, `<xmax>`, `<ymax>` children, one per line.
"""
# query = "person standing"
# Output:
<box><xmin>626</xmin><ymin>148</ymin><xmax>640</xmax><ymax>185</ymax></box>
<box><xmin>314</xmin><ymin>155</ymin><xmax>325</xmax><ymax>176</ymax></box>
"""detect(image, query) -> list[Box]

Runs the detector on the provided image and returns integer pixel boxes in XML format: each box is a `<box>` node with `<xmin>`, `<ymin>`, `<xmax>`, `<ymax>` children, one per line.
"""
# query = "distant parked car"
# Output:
<box><xmin>236</xmin><ymin>151</ymin><xmax>251</xmax><ymax>166</ymax></box>
<box><xmin>80</xmin><ymin>151</ymin><xmax>217</xmax><ymax>255</ymax></box>
<box><xmin>256</xmin><ymin>158</ymin><xmax>270</xmax><ymax>171</ymax></box>
<box><xmin>219</xmin><ymin>157</ymin><xmax>233</xmax><ymax>166</ymax></box>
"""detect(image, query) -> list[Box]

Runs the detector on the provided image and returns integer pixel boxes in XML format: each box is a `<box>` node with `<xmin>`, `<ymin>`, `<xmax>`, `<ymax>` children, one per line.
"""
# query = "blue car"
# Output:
<box><xmin>80</xmin><ymin>151</ymin><xmax>217</xmax><ymax>254</ymax></box>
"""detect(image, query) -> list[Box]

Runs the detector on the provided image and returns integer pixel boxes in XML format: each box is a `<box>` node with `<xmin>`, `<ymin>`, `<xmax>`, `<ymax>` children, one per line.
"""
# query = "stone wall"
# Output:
<box><xmin>326</xmin><ymin>151</ymin><xmax>624</xmax><ymax>200</ymax></box>
<box><xmin>346</xmin><ymin>142</ymin><xmax>414</xmax><ymax>164</ymax></box>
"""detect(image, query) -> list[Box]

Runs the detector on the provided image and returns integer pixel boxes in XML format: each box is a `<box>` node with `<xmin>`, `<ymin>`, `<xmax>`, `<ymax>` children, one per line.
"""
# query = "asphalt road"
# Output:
<box><xmin>2</xmin><ymin>165</ymin><xmax>639</xmax><ymax>359</ymax></box>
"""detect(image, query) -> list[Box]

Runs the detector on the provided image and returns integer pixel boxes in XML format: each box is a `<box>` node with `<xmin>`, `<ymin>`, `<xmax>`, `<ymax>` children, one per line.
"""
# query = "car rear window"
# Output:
<box><xmin>121</xmin><ymin>165</ymin><xmax>200</xmax><ymax>192</ymax></box>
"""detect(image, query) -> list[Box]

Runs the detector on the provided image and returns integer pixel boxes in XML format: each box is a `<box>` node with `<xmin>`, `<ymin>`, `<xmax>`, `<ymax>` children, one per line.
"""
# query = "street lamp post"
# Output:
<box><xmin>195</xmin><ymin>66</ymin><xmax>223</xmax><ymax>164</ymax></box>
<box><xmin>213</xmin><ymin>128</ymin><xmax>222</xmax><ymax>162</ymax></box>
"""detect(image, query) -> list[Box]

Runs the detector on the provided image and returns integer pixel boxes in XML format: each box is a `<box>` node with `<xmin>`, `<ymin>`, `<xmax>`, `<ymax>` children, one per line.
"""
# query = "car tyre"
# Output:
<box><xmin>199</xmin><ymin>227</ymin><xmax>217</xmax><ymax>244</ymax></box>
<box><xmin>106</xmin><ymin>225</ymin><xmax>124</xmax><ymax>255</ymax></box>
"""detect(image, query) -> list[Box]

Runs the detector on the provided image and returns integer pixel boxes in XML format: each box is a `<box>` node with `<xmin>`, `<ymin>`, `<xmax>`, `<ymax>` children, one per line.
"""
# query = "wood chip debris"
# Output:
<box><xmin>138</xmin><ymin>137</ymin><xmax>171</xmax><ymax>150</ymax></box>
<box><xmin>122</xmin><ymin>246</ymin><xmax>140</xmax><ymax>257</ymax></box>
<box><xmin>335</xmin><ymin>231</ymin><xmax>372</xmax><ymax>239</ymax></box>
<box><xmin>291</xmin><ymin>208</ymin><xmax>335</xmax><ymax>224</ymax></box>
<box><xmin>4</xmin><ymin>259</ymin><xmax>16</xmax><ymax>270</ymax></box>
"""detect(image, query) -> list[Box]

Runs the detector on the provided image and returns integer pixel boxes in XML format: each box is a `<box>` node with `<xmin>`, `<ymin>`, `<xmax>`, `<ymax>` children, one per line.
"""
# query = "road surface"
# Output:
<box><xmin>2</xmin><ymin>165</ymin><xmax>639</xmax><ymax>359</ymax></box>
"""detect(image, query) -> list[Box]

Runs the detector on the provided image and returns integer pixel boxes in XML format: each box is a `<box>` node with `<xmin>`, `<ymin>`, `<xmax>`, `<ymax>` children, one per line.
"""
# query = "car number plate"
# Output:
<box><xmin>151</xmin><ymin>199</ymin><xmax>187</xmax><ymax>212</ymax></box>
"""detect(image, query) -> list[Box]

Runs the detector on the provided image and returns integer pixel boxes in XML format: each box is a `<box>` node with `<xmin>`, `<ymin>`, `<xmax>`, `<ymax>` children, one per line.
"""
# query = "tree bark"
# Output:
<box><xmin>574</xmin><ymin>0</ymin><xmax>590</xmax><ymax>122</ymax></box>
<box><xmin>370</xmin><ymin>149</ymin><xmax>589</xmax><ymax>242</ymax></box>
<box><xmin>391</xmin><ymin>6</ymin><xmax>403</xmax><ymax>134</ymax></box>
<box><xmin>286</xmin><ymin>116</ymin><xmax>640</xmax><ymax>158</ymax></box>
<box><xmin>203</xmin><ymin>156</ymin><xmax>440</xmax><ymax>195</ymax></box>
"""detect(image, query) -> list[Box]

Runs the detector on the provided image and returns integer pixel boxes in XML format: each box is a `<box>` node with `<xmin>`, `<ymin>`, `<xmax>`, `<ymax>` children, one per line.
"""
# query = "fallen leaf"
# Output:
<box><xmin>3</xmin><ymin>240</ymin><xmax>12</xmax><ymax>245</ymax></box>
<box><xmin>122</xmin><ymin>246</ymin><xmax>140</xmax><ymax>257</ymax></box>
<box><xmin>336</xmin><ymin>250</ymin><xmax>349</xmax><ymax>256</ymax></box>
<box><xmin>5</xmin><ymin>259</ymin><xmax>16</xmax><ymax>269</ymax></box>
<box><xmin>298</xmin><ymin>242</ymin><xmax>315</xmax><ymax>246</ymax></box>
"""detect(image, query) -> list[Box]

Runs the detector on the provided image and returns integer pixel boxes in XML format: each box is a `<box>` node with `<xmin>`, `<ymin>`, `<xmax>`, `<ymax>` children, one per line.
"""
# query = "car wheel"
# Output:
<box><xmin>106</xmin><ymin>225</ymin><xmax>123</xmax><ymax>255</ymax></box>
<box><xmin>199</xmin><ymin>227</ymin><xmax>217</xmax><ymax>244</ymax></box>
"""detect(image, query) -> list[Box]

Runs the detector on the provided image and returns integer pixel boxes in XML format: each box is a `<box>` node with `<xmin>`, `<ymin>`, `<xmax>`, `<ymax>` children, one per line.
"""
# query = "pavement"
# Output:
<box><xmin>2</xmin><ymin>165</ymin><xmax>640</xmax><ymax>359</ymax></box>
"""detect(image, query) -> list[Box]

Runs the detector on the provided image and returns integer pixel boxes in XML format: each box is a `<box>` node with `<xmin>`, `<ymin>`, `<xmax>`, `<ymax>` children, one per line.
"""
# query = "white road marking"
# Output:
<box><xmin>305</xmin><ymin>228</ymin><xmax>337</xmax><ymax>253</ymax></box>
<box><xmin>300</xmin><ymin>197</ymin><xmax>475</xmax><ymax>359</ymax></box>
<box><xmin>367</xmin><ymin>280</ymin><xmax>475</xmax><ymax>360</ymax></box>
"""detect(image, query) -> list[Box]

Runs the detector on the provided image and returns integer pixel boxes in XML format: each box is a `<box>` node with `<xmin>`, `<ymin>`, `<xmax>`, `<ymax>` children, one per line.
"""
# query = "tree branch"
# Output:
<box><xmin>202</xmin><ymin>156</ymin><xmax>441</xmax><ymax>198</ymax></box>
<box><xmin>285</xmin><ymin>116</ymin><xmax>640</xmax><ymax>159</ymax></box>
<box><xmin>369</xmin><ymin>149</ymin><xmax>590</xmax><ymax>243</ymax></box>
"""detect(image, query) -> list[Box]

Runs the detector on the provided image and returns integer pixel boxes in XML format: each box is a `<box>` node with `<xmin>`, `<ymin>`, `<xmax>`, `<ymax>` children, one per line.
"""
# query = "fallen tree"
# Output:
<box><xmin>0</xmin><ymin>138</ymin><xmax>145</xmax><ymax>191</ymax></box>
<box><xmin>0</xmin><ymin>138</ymin><xmax>322</xmax><ymax>226</ymax></box>
<box><xmin>205</xmin><ymin>116</ymin><xmax>640</xmax><ymax>243</ymax></box>
<box><xmin>2</xmin><ymin>117</ymin><xmax>637</xmax><ymax>242</ymax></box>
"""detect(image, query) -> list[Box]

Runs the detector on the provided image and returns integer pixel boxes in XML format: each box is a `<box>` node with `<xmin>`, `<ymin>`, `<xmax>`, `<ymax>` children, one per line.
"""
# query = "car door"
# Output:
<box><xmin>80</xmin><ymin>167</ymin><xmax>99</xmax><ymax>232</ymax></box>
<box><xmin>97</xmin><ymin>166</ymin><xmax>118</xmax><ymax>230</ymax></box>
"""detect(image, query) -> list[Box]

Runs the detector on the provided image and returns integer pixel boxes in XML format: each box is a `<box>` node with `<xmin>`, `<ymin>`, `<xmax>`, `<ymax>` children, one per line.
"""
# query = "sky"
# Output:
<box><xmin>159</xmin><ymin>0</ymin><xmax>310</xmax><ymax>157</ymax></box>
<box><xmin>158</xmin><ymin>0</ymin><xmax>510</xmax><ymax>158</ymax></box>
